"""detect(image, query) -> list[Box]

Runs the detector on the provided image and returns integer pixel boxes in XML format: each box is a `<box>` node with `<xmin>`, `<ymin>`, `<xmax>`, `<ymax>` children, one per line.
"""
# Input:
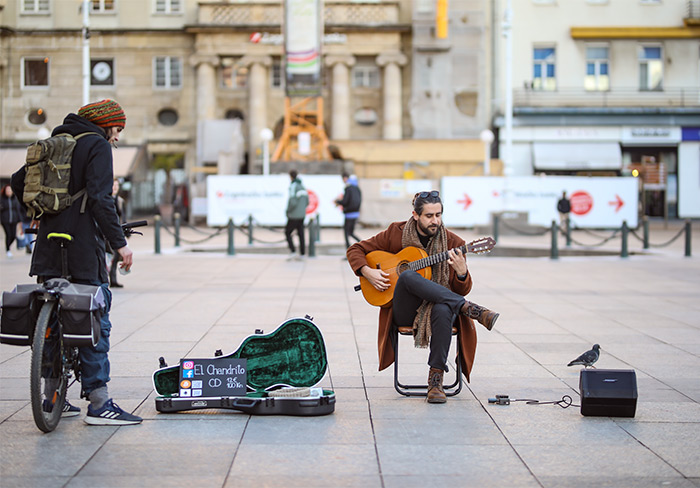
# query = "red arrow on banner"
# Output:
<box><xmin>458</xmin><ymin>194</ymin><xmax>473</xmax><ymax>210</ymax></box>
<box><xmin>608</xmin><ymin>194</ymin><xmax>624</xmax><ymax>212</ymax></box>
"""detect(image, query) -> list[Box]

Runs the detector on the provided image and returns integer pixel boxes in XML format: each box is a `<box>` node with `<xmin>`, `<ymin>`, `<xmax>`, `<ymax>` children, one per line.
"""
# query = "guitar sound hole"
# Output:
<box><xmin>397</xmin><ymin>261</ymin><xmax>411</xmax><ymax>274</ymax></box>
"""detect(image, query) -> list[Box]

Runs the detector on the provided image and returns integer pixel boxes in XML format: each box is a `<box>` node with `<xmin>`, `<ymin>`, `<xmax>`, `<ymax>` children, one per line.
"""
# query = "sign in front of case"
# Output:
<box><xmin>178</xmin><ymin>358</ymin><xmax>247</xmax><ymax>398</ymax></box>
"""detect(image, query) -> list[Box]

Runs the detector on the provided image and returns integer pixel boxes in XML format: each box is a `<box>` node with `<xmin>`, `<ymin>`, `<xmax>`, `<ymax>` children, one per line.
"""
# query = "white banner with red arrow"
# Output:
<box><xmin>442</xmin><ymin>176</ymin><xmax>638</xmax><ymax>229</ymax></box>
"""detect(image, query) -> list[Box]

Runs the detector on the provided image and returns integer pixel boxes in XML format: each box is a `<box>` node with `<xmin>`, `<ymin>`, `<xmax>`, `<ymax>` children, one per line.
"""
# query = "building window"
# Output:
<box><xmin>584</xmin><ymin>45</ymin><xmax>609</xmax><ymax>91</ymax></box>
<box><xmin>352</xmin><ymin>59</ymin><xmax>380</xmax><ymax>88</ymax></box>
<box><xmin>22</xmin><ymin>58</ymin><xmax>49</xmax><ymax>88</ymax></box>
<box><xmin>157</xmin><ymin>108</ymin><xmax>179</xmax><ymax>126</ymax></box>
<box><xmin>154</xmin><ymin>56</ymin><xmax>182</xmax><ymax>89</ymax></box>
<box><xmin>91</xmin><ymin>59</ymin><xmax>114</xmax><ymax>86</ymax></box>
<box><xmin>271</xmin><ymin>57</ymin><xmax>283</xmax><ymax>89</ymax></box>
<box><xmin>639</xmin><ymin>45</ymin><xmax>663</xmax><ymax>91</ymax></box>
<box><xmin>221</xmin><ymin>58</ymin><xmax>247</xmax><ymax>89</ymax></box>
<box><xmin>28</xmin><ymin>108</ymin><xmax>47</xmax><ymax>126</ymax></box>
<box><xmin>92</xmin><ymin>0</ymin><xmax>115</xmax><ymax>12</ymax></box>
<box><xmin>155</xmin><ymin>0</ymin><xmax>182</xmax><ymax>14</ymax></box>
<box><xmin>22</xmin><ymin>0</ymin><xmax>49</xmax><ymax>13</ymax></box>
<box><xmin>533</xmin><ymin>47</ymin><xmax>556</xmax><ymax>91</ymax></box>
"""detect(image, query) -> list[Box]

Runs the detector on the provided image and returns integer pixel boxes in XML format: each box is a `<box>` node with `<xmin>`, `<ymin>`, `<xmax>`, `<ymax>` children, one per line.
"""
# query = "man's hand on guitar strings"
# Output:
<box><xmin>361</xmin><ymin>266</ymin><xmax>391</xmax><ymax>292</ymax></box>
<box><xmin>447</xmin><ymin>248</ymin><xmax>468</xmax><ymax>277</ymax></box>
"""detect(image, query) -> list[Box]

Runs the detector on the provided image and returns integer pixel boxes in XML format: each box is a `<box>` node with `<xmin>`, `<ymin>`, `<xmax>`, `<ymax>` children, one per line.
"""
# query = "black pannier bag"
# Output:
<box><xmin>58</xmin><ymin>283</ymin><xmax>106</xmax><ymax>347</ymax></box>
<box><xmin>0</xmin><ymin>284</ymin><xmax>44</xmax><ymax>346</ymax></box>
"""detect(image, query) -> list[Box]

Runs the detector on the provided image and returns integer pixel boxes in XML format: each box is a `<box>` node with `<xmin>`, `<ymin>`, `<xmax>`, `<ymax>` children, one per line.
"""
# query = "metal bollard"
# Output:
<box><xmin>621</xmin><ymin>221</ymin><xmax>629</xmax><ymax>258</ymax></box>
<box><xmin>314</xmin><ymin>215</ymin><xmax>321</xmax><ymax>243</ymax></box>
<box><xmin>248</xmin><ymin>214</ymin><xmax>254</xmax><ymax>245</ymax></box>
<box><xmin>565</xmin><ymin>218</ymin><xmax>571</xmax><ymax>247</ymax></box>
<box><xmin>550</xmin><ymin>220</ymin><xmax>558</xmax><ymax>260</ymax></box>
<box><xmin>154</xmin><ymin>215</ymin><xmax>161</xmax><ymax>254</ymax></box>
<box><xmin>643</xmin><ymin>216</ymin><xmax>649</xmax><ymax>249</ymax></box>
<box><xmin>173</xmin><ymin>212</ymin><xmax>181</xmax><ymax>247</ymax></box>
<box><xmin>308</xmin><ymin>220</ymin><xmax>316</xmax><ymax>258</ymax></box>
<box><xmin>227</xmin><ymin>218</ymin><xmax>235</xmax><ymax>256</ymax></box>
<box><xmin>685</xmin><ymin>220</ymin><xmax>692</xmax><ymax>257</ymax></box>
<box><xmin>493</xmin><ymin>214</ymin><xmax>500</xmax><ymax>243</ymax></box>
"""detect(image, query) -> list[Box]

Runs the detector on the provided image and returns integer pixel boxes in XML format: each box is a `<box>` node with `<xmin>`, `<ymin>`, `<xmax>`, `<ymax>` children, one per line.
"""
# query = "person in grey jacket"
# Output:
<box><xmin>285</xmin><ymin>170</ymin><xmax>309</xmax><ymax>260</ymax></box>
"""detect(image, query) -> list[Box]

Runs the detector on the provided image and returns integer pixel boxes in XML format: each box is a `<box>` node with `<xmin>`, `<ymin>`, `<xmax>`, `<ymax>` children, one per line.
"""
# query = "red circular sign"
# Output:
<box><xmin>570</xmin><ymin>190</ymin><xmax>593</xmax><ymax>215</ymax></box>
<box><xmin>306</xmin><ymin>190</ymin><xmax>319</xmax><ymax>215</ymax></box>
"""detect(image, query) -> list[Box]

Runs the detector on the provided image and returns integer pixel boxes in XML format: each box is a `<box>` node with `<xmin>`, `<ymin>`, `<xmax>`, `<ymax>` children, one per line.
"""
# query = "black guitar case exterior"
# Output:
<box><xmin>152</xmin><ymin>316</ymin><xmax>335</xmax><ymax>416</ymax></box>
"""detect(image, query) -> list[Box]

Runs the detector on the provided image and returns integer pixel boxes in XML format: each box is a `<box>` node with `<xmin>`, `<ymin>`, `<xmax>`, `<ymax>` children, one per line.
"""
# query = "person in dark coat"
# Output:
<box><xmin>0</xmin><ymin>184</ymin><xmax>23</xmax><ymax>258</ymax></box>
<box><xmin>346</xmin><ymin>191</ymin><xmax>499</xmax><ymax>403</ymax></box>
<box><xmin>334</xmin><ymin>173</ymin><xmax>362</xmax><ymax>249</ymax></box>
<box><xmin>11</xmin><ymin>99</ymin><xmax>141</xmax><ymax>425</ymax></box>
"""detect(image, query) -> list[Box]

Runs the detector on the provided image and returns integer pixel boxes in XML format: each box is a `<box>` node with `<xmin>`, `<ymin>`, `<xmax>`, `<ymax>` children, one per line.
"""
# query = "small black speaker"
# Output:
<box><xmin>579</xmin><ymin>369</ymin><xmax>637</xmax><ymax>418</ymax></box>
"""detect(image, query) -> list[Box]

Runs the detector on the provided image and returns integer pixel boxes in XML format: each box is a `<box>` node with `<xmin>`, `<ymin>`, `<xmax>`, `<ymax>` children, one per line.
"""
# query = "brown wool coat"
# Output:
<box><xmin>347</xmin><ymin>221</ymin><xmax>478</xmax><ymax>382</ymax></box>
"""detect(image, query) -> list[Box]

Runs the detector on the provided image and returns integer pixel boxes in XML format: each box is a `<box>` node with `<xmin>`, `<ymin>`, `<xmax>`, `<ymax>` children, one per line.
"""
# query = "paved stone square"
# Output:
<box><xmin>1</xmin><ymin>222</ymin><xmax>699</xmax><ymax>487</ymax></box>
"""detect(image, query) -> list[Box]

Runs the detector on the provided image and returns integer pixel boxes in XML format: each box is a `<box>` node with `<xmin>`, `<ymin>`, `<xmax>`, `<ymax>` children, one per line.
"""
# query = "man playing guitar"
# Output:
<box><xmin>346</xmin><ymin>190</ymin><xmax>499</xmax><ymax>403</ymax></box>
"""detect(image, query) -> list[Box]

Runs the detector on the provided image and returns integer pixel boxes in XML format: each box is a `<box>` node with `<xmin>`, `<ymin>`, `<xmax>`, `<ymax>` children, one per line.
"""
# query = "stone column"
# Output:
<box><xmin>376</xmin><ymin>52</ymin><xmax>408</xmax><ymax>140</ymax></box>
<box><xmin>240</xmin><ymin>55</ymin><xmax>272</xmax><ymax>167</ymax></box>
<box><xmin>189</xmin><ymin>54</ymin><xmax>219</xmax><ymax>122</ymax></box>
<box><xmin>325</xmin><ymin>55</ymin><xmax>356</xmax><ymax>140</ymax></box>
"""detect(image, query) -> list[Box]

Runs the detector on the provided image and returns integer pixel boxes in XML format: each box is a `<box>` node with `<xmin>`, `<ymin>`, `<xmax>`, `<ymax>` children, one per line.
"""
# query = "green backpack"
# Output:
<box><xmin>22</xmin><ymin>132</ymin><xmax>98</xmax><ymax>219</ymax></box>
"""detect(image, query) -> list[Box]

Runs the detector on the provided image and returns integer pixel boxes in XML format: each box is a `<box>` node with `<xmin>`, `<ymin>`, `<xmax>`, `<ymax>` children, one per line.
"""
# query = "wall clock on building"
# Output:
<box><xmin>91</xmin><ymin>60</ymin><xmax>114</xmax><ymax>86</ymax></box>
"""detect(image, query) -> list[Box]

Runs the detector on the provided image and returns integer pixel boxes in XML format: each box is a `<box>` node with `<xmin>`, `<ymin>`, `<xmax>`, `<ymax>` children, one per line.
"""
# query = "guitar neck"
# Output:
<box><xmin>408</xmin><ymin>244</ymin><xmax>467</xmax><ymax>272</ymax></box>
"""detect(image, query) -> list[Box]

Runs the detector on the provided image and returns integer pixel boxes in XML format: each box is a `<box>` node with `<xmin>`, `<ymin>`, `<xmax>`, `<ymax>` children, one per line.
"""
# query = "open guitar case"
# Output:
<box><xmin>152</xmin><ymin>316</ymin><xmax>335</xmax><ymax>416</ymax></box>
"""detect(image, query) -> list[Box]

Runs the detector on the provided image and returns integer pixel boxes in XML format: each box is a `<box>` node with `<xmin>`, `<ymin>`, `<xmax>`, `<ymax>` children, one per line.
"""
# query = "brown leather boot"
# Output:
<box><xmin>461</xmin><ymin>300</ymin><xmax>499</xmax><ymax>331</ymax></box>
<box><xmin>427</xmin><ymin>368</ymin><xmax>447</xmax><ymax>404</ymax></box>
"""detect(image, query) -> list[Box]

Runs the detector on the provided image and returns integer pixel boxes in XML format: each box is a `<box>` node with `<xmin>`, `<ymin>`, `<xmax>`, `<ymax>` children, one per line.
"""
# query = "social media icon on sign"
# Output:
<box><xmin>180</xmin><ymin>389</ymin><xmax>191</xmax><ymax>397</ymax></box>
<box><xmin>180</xmin><ymin>380</ymin><xmax>191</xmax><ymax>389</ymax></box>
<box><xmin>192</xmin><ymin>380</ymin><xmax>203</xmax><ymax>388</ymax></box>
<box><xmin>183</xmin><ymin>369</ymin><xmax>194</xmax><ymax>378</ymax></box>
<box><xmin>183</xmin><ymin>361</ymin><xmax>194</xmax><ymax>369</ymax></box>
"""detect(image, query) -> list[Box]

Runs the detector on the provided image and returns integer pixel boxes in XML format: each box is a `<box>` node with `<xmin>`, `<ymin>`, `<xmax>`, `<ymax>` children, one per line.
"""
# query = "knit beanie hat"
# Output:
<box><xmin>77</xmin><ymin>99</ymin><xmax>126</xmax><ymax>129</ymax></box>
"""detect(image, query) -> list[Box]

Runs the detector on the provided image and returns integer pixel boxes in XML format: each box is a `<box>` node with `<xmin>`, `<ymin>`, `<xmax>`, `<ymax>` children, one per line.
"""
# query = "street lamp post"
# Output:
<box><xmin>502</xmin><ymin>0</ymin><xmax>513</xmax><ymax>175</ymax></box>
<box><xmin>479</xmin><ymin>129</ymin><xmax>494</xmax><ymax>176</ymax></box>
<box><xmin>260</xmin><ymin>128</ymin><xmax>274</xmax><ymax>176</ymax></box>
<box><xmin>82</xmin><ymin>0</ymin><xmax>91</xmax><ymax>106</ymax></box>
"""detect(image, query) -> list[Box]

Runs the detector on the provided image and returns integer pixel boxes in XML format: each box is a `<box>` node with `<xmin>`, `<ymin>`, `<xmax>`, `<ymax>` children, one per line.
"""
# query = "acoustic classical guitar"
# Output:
<box><xmin>356</xmin><ymin>237</ymin><xmax>496</xmax><ymax>308</ymax></box>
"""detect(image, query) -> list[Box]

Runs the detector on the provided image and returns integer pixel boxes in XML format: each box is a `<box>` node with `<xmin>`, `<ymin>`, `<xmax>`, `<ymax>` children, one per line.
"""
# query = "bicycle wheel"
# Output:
<box><xmin>30</xmin><ymin>300</ymin><xmax>67</xmax><ymax>433</ymax></box>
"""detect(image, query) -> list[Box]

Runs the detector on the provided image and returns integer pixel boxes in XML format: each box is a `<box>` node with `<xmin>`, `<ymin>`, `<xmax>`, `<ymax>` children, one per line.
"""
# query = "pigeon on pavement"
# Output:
<box><xmin>567</xmin><ymin>344</ymin><xmax>600</xmax><ymax>368</ymax></box>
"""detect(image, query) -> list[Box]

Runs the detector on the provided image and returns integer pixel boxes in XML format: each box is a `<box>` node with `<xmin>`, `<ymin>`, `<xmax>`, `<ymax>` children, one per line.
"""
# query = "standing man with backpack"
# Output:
<box><xmin>11</xmin><ymin>99</ymin><xmax>142</xmax><ymax>425</ymax></box>
<box><xmin>334</xmin><ymin>173</ymin><xmax>362</xmax><ymax>249</ymax></box>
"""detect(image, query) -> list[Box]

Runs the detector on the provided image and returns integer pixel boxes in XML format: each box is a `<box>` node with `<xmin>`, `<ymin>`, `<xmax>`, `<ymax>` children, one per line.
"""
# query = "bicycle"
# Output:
<box><xmin>3</xmin><ymin>220</ymin><xmax>146</xmax><ymax>433</ymax></box>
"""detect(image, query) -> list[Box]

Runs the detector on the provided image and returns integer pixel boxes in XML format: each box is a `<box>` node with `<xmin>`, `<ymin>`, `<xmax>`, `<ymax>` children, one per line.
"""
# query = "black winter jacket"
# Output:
<box><xmin>11</xmin><ymin>114</ymin><xmax>126</xmax><ymax>283</ymax></box>
<box><xmin>0</xmin><ymin>195</ymin><xmax>23</xmax><ymax>225</ymax></box>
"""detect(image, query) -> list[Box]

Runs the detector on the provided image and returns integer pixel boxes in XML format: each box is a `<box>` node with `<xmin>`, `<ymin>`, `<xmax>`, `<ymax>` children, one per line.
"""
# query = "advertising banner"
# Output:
<box><xmin>284</xmin><ymin>0</ymin><xmax>322</xmax><ymax>96</ymax></box>
<box><xmin>441</xmin><ymin>176</ymin><xmax>638</xmax><ymax>229</ymax></box>
<box><xmin>207</xmin><ymin>175</ymin><xmax>346</xmax><ymax>227</ymax></box>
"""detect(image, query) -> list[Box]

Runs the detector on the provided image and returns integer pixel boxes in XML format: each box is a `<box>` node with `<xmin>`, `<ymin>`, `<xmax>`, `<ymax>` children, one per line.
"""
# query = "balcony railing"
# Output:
<box><xmin>197</xmin><ymin>1</ymin><xmax>400</xmax><ymax>27</ymax></box>
<box><xmin>514</xmin><ymin>87</ymin><xmax>700</xmax><ymax>108</ymax></box>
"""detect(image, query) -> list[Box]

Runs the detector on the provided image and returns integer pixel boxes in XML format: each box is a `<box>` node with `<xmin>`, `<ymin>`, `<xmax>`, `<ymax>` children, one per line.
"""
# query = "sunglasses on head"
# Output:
<box><xmin>415</xmin><ymin>190</ymin><xmax>440</xmax><ymax>199</ymax></box>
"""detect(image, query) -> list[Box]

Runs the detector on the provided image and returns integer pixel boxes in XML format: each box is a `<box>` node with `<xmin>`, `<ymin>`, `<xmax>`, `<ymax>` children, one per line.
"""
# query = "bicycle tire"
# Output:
<box><xmin>30</xmin><ymin>300</ymin><xmax>67</xmax><ymax>433</ymax></box>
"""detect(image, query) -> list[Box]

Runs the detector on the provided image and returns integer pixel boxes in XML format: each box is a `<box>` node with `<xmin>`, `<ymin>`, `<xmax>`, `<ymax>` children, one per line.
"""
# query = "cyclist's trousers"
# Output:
<box><xmin>78</xmin><ymin>282</ymin><xmax>112</xmax><ymax>395</ymax></box>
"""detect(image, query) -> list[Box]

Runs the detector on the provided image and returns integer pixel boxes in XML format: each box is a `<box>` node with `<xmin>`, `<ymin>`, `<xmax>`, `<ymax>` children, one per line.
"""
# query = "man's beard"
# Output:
<box><xmin>418</xmin><ymin>221</ymin><xmax>439</xmax><ymax>237</ymax></box>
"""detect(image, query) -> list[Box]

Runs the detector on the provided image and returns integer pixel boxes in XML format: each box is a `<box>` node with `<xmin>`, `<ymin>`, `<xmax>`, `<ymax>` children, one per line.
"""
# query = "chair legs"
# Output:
<box><xmin>392</xmin><ymin>328</ymin><xmax>463</xmax><ymax>397</ymax></box>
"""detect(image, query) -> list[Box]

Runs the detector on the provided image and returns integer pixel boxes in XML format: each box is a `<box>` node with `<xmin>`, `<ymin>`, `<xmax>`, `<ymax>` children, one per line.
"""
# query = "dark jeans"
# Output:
<box><xmin>2</xmin><ymin>222</ymin><xmax>17</xmax><ymax>251</ymax></box>
<box><xmin>392</xmin><ymin>270</ymin><xmax>465</xmax><ymax>372</ymax></box>
<box><xmin>78</xmin><ymin>282</ymin><xmax>113</xmax><ymax>395</ymax></box>
<box><xmin>343</xmin><ymin>217</ymin><xmax>360</xmax><ymax>248</ymax></box>
<box><xmin>285</xmin><ymin>219</ymin><xmax>305</xmax><ymax>255</ymax></box>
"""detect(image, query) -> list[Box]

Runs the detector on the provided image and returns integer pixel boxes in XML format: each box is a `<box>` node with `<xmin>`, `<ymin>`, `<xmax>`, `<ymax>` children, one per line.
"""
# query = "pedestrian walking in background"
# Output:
<box><xmin>334</xmin><ymin>173</ymin><xmax>362</xmax><ymax>249</ymax></box>
<box><xmin>285</xmin><ymin>169</ymin><xmax>309</xmax><ymax>261</ymax></box>
<box><xmin>108</xmin><ymin>178</ymin><xmax>126</xmax><ymax>288</ymax></box>
<box><xmin>1</xmin><ymin>184</ymin><xmax>23</xmax><ymax>258</ymax></box>
<box><xmin>557</xmin><ymin>191</ymin><xmax>571</xmax><ymax>227</ymax></box>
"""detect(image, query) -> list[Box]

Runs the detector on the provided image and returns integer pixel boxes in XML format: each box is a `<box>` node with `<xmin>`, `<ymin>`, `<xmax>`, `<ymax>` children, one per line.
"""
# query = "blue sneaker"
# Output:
<box><xmin>84</xmin><ymin>399</ymin><xmax>142</xmax><ymax>426</ymax></box>
<box><xmin>43</xmin><ymin>399</ymin><xmax>81</xmax><ymax>417</ymax></box>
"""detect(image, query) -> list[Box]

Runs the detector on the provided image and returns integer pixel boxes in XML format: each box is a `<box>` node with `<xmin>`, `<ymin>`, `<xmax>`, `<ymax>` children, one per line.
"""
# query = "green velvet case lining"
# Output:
<box><xmin>153</xmin><ymin>318</ymin><xmax>328</xmax><ymax>397</ymax></box>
